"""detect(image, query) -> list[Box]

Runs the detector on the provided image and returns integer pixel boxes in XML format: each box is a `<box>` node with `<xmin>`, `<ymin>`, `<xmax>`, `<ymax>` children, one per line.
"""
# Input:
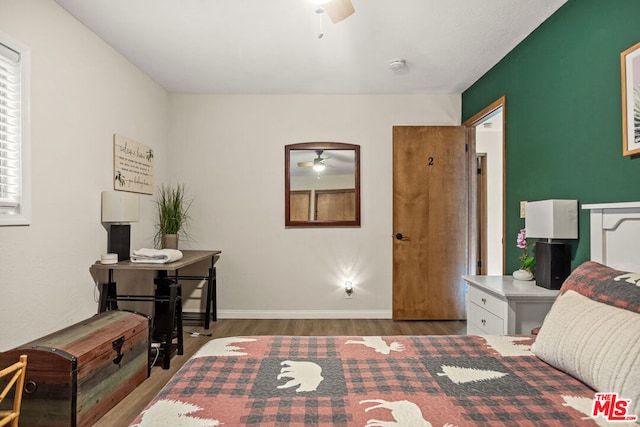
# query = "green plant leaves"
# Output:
<box><xmin>153</xmin><ymin>183</ymin><xmax>192</xmax><ymax>248</ymax></box>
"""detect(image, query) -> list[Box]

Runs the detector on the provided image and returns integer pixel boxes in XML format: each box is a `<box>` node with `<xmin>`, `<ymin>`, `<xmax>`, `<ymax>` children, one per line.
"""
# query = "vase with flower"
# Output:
<box><xmin>514</xmin><ymin>228</ymin><xmax>535</xmax><ymax>281</ymax></box>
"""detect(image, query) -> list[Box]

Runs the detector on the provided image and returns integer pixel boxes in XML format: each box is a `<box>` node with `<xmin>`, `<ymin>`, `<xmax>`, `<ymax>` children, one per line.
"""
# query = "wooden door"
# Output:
<box><xmin>315</xmin><ymin>189</ymin><xmax>355</xmax><ymax>221</ymax></box>
<box><xmin>290</xmin><ymin>190</ymin><xmax>311</xmax><ymax>221</ymax></box>
<box><xmin>476</xmin><ymin>155</ymin><xmax>487</xmax><ymax>275</ymax></box>
<box><xmin>392</xmin><ymin>126</ymin><xmax>474</xmax><ymax>320</ymax></box>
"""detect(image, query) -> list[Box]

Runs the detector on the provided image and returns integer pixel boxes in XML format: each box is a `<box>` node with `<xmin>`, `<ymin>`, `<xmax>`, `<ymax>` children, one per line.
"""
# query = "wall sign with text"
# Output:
<box><xmin>113</xmin><ymin>134</ymin><xmax>154</xmax><ymax>194</ymax></box>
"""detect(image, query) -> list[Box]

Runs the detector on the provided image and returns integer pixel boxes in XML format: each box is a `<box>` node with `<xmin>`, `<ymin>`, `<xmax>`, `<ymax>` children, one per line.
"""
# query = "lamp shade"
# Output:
<box><xmin>525</xmin><ymin>199</ymin><xmax>578</xmax><ymax>239</ymax></box>
<box><xmin>101</xmin><ymin>191</ymin><xmax>139</xmax><ymax>223</ymax></box>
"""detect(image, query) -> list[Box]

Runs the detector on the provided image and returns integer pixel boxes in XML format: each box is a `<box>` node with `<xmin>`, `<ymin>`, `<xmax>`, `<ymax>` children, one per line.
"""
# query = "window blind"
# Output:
<box><xmin>0</xmin><ymin>42</ymin><xmax>21</xmax><ymax>212</ymax></box>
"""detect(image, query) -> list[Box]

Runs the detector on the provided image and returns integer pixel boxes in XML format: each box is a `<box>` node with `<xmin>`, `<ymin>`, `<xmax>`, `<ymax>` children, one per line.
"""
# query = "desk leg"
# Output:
<box><xmin>99</xmin><ymin>282</ymin><xmax>118</xmax><ymax>313</ymax></box>
<box><xmin>204</xmin><ymin>267</ymin><xmax>214</xmax><ymax>329</ymax></box>
<box><xmin>212</xmin><ymin>266</ymin><xmax>217</xmax><ymax>322</ymax></box>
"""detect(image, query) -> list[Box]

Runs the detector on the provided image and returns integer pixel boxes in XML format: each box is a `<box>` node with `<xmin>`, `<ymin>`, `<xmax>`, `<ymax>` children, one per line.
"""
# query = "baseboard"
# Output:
<box><xmin>207</xmin><ymin>309</ymin><xmax>393</xmax><ymax>319</ymax></box>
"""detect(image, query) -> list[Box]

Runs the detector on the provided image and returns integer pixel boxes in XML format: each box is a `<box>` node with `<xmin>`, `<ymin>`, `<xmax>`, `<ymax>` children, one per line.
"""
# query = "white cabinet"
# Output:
<box><xmin>463</xmin><ymin>275</ymin><xmax>559</xmax><ymax>335</ymax></box>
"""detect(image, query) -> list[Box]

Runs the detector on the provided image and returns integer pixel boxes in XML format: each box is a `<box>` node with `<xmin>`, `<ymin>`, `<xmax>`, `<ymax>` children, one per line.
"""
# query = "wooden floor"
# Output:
<box><xmin>95</xmin><ymin>318</ymin><xmax>466</xmax><ymax>426</ymax></box>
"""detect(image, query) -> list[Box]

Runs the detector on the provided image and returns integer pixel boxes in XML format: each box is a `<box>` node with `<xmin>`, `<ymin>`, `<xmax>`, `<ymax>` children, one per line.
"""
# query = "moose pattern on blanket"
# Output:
<box><xmin>131</xmin><ymin>335</ymin><xmax>606</xmax><ymax>426</ymax></box>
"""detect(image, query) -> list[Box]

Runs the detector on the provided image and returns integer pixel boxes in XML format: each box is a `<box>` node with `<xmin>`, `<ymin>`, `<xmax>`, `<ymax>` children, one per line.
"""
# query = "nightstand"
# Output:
<box><xmin>462</xmin><ymin>275</ymin><xmax>560</xmax><ymax>335</ymax></box>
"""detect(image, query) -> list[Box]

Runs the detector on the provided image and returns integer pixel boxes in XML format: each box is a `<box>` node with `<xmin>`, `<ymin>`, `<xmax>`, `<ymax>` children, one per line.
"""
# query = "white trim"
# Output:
<box><xmin>214</xmin><ymin>309</ymin><xmax>393</xmax><ymax>319</ymax></box>
<box><xmin>583</xmin><ymin>202</ymin><xmax>640</xmax><ymax>210</ymax></box>
<box><xmin>0</xmin><ymin>31</ymin><xmax>31</xmax><ymax>226</ymax></box>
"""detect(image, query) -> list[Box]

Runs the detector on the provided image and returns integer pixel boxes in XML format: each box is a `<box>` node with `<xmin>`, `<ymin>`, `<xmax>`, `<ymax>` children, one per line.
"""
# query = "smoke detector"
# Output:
<box><xmin>388</xmin><ymin>59</ymin><xmax>406</xmax><ymax>70</ymax></box>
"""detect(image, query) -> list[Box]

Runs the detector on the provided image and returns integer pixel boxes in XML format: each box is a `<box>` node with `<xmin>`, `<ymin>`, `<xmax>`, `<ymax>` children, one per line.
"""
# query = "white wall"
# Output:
<box><xmin>169</xmin><ymin>94</ymin><xmax>461</xmax><ymax>318</ymax></box>
<box><xmin>0</xmin><ymin>1</ymin><xmax>462</xmax><ymax>350</ymax></box>
<box><xmin>290</xmin><ymin>174</ymin><xmax>355</xmax><ymax>191</ymax></box>
<box><xmin>0</xmin><ymin>0</ymin><xmax>170</xmax><ymax>351</ymax></box>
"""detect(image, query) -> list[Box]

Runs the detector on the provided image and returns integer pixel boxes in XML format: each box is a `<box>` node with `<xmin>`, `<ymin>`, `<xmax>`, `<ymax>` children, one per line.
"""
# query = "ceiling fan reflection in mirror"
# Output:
<box><xmin>297</xmin><ymin>150</ymin><xmax>332</xmax><ymax>172</ymax></box>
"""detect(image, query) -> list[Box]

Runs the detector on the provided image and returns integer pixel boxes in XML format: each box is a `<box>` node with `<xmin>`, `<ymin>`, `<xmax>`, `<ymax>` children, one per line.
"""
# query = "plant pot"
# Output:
<box><xmin>161</xmin><ymin>234</ymin><xmax>178</xmax><ymax>249</ymax></box>
<box><xmin>513</xmin><ymin>269</ymin><xmax>534</xmax><ymax>281</ymax></box>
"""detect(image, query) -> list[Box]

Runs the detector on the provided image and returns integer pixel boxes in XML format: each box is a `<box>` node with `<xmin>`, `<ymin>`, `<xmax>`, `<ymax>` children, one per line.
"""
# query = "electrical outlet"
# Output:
<box><xmin>520</xmin><ymin>201</ymin><xmax>527</xmax><ymax>219</ymax></box>
<box><xmin>345</xmin><ymin>281</ymin><xmax>353</xmax><ymax>299</ymax></box>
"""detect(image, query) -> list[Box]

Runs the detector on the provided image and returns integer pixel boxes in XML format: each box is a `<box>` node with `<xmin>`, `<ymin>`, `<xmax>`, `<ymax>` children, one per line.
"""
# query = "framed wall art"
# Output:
<box><xmin>113</xmin><ymin>134</ymin><xmax>154</xmax><ymax>194</ymax></box>
<box><xmin>621</xmin><ymin>41</ymin><xmax>640</xmax><ymax>156</ymax></box>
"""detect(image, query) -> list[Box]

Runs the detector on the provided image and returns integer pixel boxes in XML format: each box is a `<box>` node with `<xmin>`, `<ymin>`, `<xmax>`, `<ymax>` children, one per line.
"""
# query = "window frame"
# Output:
<box><xmin>0</xmin><ymin>31</ymin><xmax>31</xmax><ymax>226</ymax></box>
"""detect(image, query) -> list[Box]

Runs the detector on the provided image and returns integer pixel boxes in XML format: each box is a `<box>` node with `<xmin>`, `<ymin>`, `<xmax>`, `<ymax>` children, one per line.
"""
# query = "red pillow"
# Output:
<box><xmin>560</xmin><ymin>261</ymin><xmax>640</xmax><ymax>313</ymax></box>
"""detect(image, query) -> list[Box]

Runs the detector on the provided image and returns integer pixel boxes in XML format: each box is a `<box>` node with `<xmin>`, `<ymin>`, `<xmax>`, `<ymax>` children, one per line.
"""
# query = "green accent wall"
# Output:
<box><xmin>462</xmin><ymin>0</ymin><xmax>640</xmax><ymax>273</ymax></box>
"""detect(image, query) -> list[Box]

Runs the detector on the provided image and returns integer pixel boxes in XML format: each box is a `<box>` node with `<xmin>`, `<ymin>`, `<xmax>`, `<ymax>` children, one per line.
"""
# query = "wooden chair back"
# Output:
<box><xmin>0</xmin><ymin>354</ymin><xmax>27</xmax><ymax>427</ymax></box>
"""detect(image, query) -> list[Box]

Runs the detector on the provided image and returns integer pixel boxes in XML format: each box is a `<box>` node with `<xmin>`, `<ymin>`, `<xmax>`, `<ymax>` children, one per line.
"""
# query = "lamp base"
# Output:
<box><xmin>534</xmin><ymin>242</ymin><xmax>570</xmax><ymax>290</ymax></box>
<box><xmin>108</xmin><ymin>224</ymin><xmax>131</xmax><ymax>262</ymax></box>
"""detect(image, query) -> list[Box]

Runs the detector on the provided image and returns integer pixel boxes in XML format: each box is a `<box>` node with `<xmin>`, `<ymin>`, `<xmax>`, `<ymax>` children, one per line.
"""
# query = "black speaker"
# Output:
<box><xmin>534</xmin><ymin>242</ymin><xmax>570</xmax><ymax>290</ymax></box>
<box><xmin>107</xmin><ymin>224</ymin><xmax>131</xmax><ymax>262</ymax></box>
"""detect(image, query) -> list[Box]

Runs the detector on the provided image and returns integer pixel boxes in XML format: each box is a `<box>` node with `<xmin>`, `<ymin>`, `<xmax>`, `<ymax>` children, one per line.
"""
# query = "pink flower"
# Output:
<box><xmin>516</xmin><ymin>228</ymin><xmax>527</xmax><ymax>249</ymax></box>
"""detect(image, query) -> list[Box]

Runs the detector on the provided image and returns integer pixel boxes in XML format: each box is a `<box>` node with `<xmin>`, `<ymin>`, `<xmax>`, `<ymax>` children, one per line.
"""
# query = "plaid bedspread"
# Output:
<box><xmin>130</xmin><ymin>335</ymin><xmax>608</xmax><ymax>426</ymax></box>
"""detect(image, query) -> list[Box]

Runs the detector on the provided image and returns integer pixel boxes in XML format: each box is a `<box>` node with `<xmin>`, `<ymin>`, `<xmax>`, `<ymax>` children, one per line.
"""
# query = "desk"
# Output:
<box><xmin>90</xmin><ymin>250</ymin><xmax>221</xmax><ymax>369</ymax></box>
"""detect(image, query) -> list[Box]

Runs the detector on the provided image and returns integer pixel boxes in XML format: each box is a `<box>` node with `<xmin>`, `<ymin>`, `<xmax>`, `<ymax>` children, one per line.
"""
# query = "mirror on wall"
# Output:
<box><xmin>285</xmin><ymin>142</ymin><xmax>360</xmax><ymax>227</ymax></box>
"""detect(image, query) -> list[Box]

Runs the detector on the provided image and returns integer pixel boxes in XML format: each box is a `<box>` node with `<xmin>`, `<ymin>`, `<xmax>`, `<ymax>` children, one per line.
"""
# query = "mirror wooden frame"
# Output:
<box><xmin>285</xmin><ymin>142</ymin><xmax>361</xmax><ymax>227</ymax></box>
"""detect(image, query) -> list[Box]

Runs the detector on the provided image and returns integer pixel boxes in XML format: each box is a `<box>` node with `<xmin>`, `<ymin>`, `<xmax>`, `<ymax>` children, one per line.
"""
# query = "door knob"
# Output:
<box><xmin>395</xmin><ymin>233</ymin><xmax>410</xmax><ymax>241</ymax></box>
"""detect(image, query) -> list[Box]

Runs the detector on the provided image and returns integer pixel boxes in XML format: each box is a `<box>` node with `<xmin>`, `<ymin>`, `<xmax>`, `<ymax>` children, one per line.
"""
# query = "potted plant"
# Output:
<box><xmin>153</xmin><ymin>183</ymin><xmax>192</xmax><ymax>249</ymax></box>
<box><xmin>514</xmin><ymin>228</ymin><xmax>535</xmax><ymax>281</ymax></box>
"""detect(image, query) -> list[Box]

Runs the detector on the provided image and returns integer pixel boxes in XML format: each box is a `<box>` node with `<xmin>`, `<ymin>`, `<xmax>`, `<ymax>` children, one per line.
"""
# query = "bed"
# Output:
<box><xmin>131</xmin><ymin>202</ymin><xmax>640</xmax><ymax>426</ymax></box>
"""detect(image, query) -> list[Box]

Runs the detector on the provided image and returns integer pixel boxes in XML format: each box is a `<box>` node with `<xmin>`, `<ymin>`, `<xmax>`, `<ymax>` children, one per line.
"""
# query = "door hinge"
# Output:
<box><xmin>465</xmin><ymin>143</ymin><xmax>468</xmax><ymax>152</ymax></box>
<box><xmin>477</xmin><ymin>260</ymin><xmax>482</xmax><ymax>268</ymax></box>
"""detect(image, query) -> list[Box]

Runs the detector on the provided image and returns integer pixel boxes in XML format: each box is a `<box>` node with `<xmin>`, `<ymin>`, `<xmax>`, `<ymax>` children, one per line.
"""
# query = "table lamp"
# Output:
<box><xmin>101</xmin><ymin>191</ymin><xmax>139</xmax><ymax>262</ymax></box>
<box><xmin>525</xmin><ymin>199</ymin><xmax>578</xmax><ymax>289</ymax></box>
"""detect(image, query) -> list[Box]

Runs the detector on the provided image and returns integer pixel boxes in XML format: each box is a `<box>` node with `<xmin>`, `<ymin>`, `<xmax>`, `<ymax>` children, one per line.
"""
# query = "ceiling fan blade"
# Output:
<box><xmin>297</xmin><ymin>161</ymin><xmax>314</xmax><ymax>167</ymax></box>
<box><xmin>323</xmin><ymin>0</ymin><xmax>355</xmax><ymax>24</ymax></box>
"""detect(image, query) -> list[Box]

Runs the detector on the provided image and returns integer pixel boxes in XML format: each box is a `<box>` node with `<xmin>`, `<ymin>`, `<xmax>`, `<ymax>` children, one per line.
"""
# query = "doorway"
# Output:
<box><xmin>463</xmin><ymin>97</ymin><xmax>506</xmax><ymax>275</ymax></box>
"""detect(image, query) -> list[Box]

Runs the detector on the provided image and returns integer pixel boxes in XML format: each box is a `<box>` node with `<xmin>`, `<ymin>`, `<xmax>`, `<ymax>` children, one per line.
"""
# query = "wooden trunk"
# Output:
<box><xmin>0</xmin><ymin>310</ymin><xmax>149</xmax><ymax>427</ymax></box>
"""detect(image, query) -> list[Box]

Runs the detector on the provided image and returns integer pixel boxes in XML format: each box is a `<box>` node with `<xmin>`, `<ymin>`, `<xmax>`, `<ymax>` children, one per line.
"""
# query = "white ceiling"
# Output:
<box><xmin>54</xmin><ymin>0</ymin><xmax>567</xmax><ymax>94</ymax></box>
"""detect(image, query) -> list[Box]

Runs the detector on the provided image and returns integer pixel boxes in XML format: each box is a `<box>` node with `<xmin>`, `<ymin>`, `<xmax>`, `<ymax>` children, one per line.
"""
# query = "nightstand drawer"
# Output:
<box><xmin>463</xmin><ymin>275</ymin><xmax>559</xmax><ymax>335</ymax></box>
<box><xmin>467</xmin><ymin>302</ymin><xmax>504</xmax><ymax>334</ymax></box>
<box><xmin>467</xmin><ymin>285</ymin><xmax>506</xmax><ymax>317</ymax></box>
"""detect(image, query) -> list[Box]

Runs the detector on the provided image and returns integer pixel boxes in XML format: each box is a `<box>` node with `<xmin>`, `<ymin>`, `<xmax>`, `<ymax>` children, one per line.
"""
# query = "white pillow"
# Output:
<box><xmin>532</xmin><ymin>290</ymin><xmax>640</xmax><ymax>417</ymax></box>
